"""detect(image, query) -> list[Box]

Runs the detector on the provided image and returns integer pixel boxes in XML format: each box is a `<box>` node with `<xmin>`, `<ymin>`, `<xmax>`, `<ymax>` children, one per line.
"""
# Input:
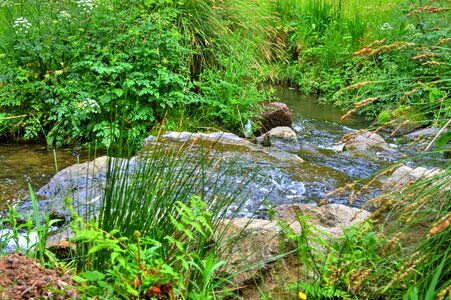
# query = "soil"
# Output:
<box><xmin>0</xmin><ymin>253</ymin><xmax>77</xmax><ymax>299</ymax></box>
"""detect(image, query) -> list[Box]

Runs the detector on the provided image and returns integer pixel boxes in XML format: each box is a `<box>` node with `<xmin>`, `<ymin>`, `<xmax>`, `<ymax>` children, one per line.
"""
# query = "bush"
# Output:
<box><xmin>0</xmin><ymin>0</ymin><xmax>274</xmax><ymax>147</ymax></box>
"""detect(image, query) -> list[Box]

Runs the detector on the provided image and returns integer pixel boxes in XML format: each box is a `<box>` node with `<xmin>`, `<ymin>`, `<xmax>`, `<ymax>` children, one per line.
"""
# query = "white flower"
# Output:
<box><xmin>380</xmin><ymin>23</ymin><xmax>393</xmax><ymax>31</ymax></box>
<box><xmin>405</xmin><ymin>23</ymin><xmax>416</xmax><ymax>34</ymax></box>
<box><xmin>57</xmin><ymin>10</ymin><xmax>72</xmax><ymax>22</ymax></box>
<box><xmin>76</xmin><ymin>0</ymin><xmax>98</xmax><ymax>13</ymax></box>
<box><xmin>81</xmin><ymin>98</ymin><xmax>100</xmax><ymax>114</ymax></box>
<box><xmin>13</xmin><ymin>17</ymin><xmax>32</xmax><ymax>34</ymax></box>
<box><xmin>0</xmin><ymin>0</ymin><xmax>13</xmax><ymax>8</ymax></box>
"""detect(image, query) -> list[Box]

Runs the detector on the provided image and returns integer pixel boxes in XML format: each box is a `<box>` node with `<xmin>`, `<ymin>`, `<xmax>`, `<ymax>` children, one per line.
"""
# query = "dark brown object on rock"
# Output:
<box><xmin>257</xmin><ymin>102</ymin><xmax>292</xmax><ymax>135</ymax></box>
<box><xmin>0</xmin><ymin>253</ymin><xmax>77</xmax><ymax>299</ymax></box>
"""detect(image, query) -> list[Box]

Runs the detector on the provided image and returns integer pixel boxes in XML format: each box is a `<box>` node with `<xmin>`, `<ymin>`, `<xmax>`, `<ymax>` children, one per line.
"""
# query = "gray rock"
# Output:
<box><xmin>380</xmin><ymin>120</ymin><xmax>429</xmax><ymax>137</ymax></box>
<box><xmin>402</xmin><ymin>127</ymin><xmax>442</xmax><ymax>139</ymax></box>
<box><xmin>17</xmin><ymin>156</ymin><xmax>112</xmax><ymax>224</ymax></box>
<box><xmin>218</xmin><ymin>204</ymin><xmax>370</xmax><ymax>285</ymax></box>
<box><xmin>382</xmin><ymin>165</ymin><xmax>448</xmax><ymax>192</ymax></box>
<box><xmin>256</xmin><ymin>126</ymin><xmax>301</xmax><ymax>153</ymax></box>
<box><xmin>145</xmin><ymin>131</ymin><xmax>255</xmax><ymax>149</ymax></box>
<box><xmin>342</xmin><ymin>131</ymin><xmax>400</xmax><ymax>160</ymax></box>
<box><xmin>276</xmin><ymin>203</ymin><xmax>371</xmax><ymax>237</ymax></box>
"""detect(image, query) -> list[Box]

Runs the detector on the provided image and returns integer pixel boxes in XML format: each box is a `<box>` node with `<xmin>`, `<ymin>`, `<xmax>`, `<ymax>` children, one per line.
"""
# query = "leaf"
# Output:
<box><xmin>71</xmin><ymin>275</ymin><xmax>88</xmax><ymax>283</ymax></box>
<box><xmin>435</xmin><ymin>132</ymin><xmax>451</xmax><ymax>151</ymax></box>
<box><xmin>113</xmin><ymin>89</ymin><xmax>124</xmax><ymax>97</ymax></box>
<box><xmin>81</xmin><ymin>270</ymin><xmax>106</xmax><ymax>282</ymax></box>
<box><xmin>425</xmin><ymin>250</ymin><xmax>448</xmax><ymax>300</ymax></box>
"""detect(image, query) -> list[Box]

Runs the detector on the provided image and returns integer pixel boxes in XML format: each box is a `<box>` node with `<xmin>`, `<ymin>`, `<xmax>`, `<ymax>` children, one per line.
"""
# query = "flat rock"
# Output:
<box><xmin>145</xmin><ymin>131</ymin><xmax>255</xmax><ymax>149</ymax></box>
<box><xmin>276</xmin><ymin>203</ymin><xmax>371</xmax><ymax>237</ymax></box>
<box><xmin>218</xmin><ymin>204</ymin><xmax>370</xmax><ymax>285</ymax></box>
<box><xmin>402</xmin><ymin>127</ymin><xmax>442</xmax><ymax>139</ymax></box>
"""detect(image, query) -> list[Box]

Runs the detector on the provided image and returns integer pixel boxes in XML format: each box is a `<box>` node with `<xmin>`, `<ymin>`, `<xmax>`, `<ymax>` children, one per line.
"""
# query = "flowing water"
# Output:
<box><xmin>140</xmin><ymin>87</ymin><xmax>385</xmax><ymax>217</ymax></box>
<box><xmin>1</xmin><ymin>87</ymin><xmax>387</xmax><ymax>214</ymax></box>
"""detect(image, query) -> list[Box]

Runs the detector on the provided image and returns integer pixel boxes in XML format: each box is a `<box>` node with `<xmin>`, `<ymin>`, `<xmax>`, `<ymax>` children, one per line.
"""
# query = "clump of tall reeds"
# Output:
<box><xmin>67</xmin><ymin>133</ymin><xmax>269</xmax><ymax>298</ymax></box>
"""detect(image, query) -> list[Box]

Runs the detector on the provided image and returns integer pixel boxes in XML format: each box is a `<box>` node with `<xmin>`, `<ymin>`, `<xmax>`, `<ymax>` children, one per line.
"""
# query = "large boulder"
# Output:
<box><xmin>342</xmin><ymin>131</ymin><xmax>400</xmax><ymax>159</ymax></box>
<box><xmin>256</xmin><ymin>126</ymin><xmax>301</xmax><ymax>153</ymax></box>
<box><xmin>257</xmin><ymin>102</ymin><xmax>292</xmax><ymax>135</ymax></box>
<box><xmin>16</xmin><ymin>156</ymin><xmax>112</xmax><ymax>224</ymax></box>
<box><xmin>275</xmin><ymin>203</ymin><xmax>371</xmax><ymax>237</ymax></box>
<box><xmin>219</xmin><ymin>204</ymin><xmax>370</xmax><ymax>288</ymax></box>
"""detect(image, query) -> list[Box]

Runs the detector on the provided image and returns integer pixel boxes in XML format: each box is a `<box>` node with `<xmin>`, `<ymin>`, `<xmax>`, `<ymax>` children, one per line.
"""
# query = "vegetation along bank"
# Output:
<box><xmin>0</xmin><ymin>0</ymin><xmax>449</xmax><ymax>299</ymax></box>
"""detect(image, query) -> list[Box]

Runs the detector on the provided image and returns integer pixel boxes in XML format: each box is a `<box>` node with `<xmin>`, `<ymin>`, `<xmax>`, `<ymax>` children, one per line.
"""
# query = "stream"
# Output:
<box><xmin>1</xmin><ymin>87</ymin><xmax>395</xmax><ymax>214</ymax></box>
<box><xmin>0</xmin><ymin>145</ymin><xmax>98</xmax><ymax>210</ymax></box>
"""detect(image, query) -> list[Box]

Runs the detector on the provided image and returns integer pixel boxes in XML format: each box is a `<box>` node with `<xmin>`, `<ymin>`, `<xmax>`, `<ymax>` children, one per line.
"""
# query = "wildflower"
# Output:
<box><xmin>0</xmin><ymin>0</ymin><xmax>13</xmax><ymax>8</ymax></box>
<box><xmin>57</xmin><ymin>10</ymin><xmax>72</xmax><ymax>22</ymax></box>
<box><xmin>405</xmin><ymin>23</ymin><xmax>416</xmax><ymax>34</ymax></box>
<box><xmin>298</xmin><ymin>290</ymin><xmax>307</xmax><ymax>300</ymax></box>
<box><xmin>380</xmin><ymin>23</ymin><xmax>393</xmax><ymax>31</ymax></box>
<box><xmin>13</xmin><ymin>17</ymin><xmax>32</xmax><ymax>34</ymax></box>
<box><xmin>54</xmin><ymin>70</ymin><xmax>63</xmax><ymax>76</ymax></box>
<box><xmin>80</xmin><ymin>98</ymin><xmax>100</xmax><ymax>114</ymax></box>
<box><xmin>76</xmin><ymin>0</ymin><xmax>98</xmax><ymax>13</ymax></box>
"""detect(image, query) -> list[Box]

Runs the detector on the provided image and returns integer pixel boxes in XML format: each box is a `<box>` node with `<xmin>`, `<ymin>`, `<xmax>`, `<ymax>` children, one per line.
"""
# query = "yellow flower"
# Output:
<box><xmin>298</xmin><ymin>291</ymin><xmax>307</xmax><ymax>300</ymax></box>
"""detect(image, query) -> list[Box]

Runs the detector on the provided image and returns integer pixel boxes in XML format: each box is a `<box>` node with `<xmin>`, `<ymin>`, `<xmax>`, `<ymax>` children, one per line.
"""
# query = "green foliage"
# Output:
<box><xmin>377</xmin><ymin>110</ymin><xmax>391</xmax><ymax>125</ymax></box>
<box><xmin>172</xmin><ymin>0</ymin><xmax>280</xmax><ymax>77</ymax></box>
<box><xmin>328</xmin><ymin>0</ymin><xmax>450</xmax><ymax>123</ymax></box>
<box><xmin>378</xmin><ymin>167</ymin><xmax>451</xmax><ymax>299</ymax></box>
<box><xmin>194</xmin><ymin>39</ymin><xmax>269</xmax><ymax>131</ymax></box>
<box><xmin>70</xmin><ymin>197</ymin><xmax>224</xmax><ymax>298</ymax></box>
<box><xmin>0</xmin><ymin>190</ymin><xmax>60</xmax><ymax>265</ymax></box>
<box><xmin>64</xmin><ymin>136</ymin><xmax>262</xmax><ymax>298</ymax></box>
<box><xmin>297</xmin><ymin>282</ymin><xmax>352</xmax><ymax>299</ymax></box>
<box><xmin>278</xmin><ymin>177</ymin><xmax>450</xmax><ymax>299</ymax></box>
<box><xmin>275</xmin><ymin>0</ymin><xmax>449</xmax><ymax>131</ymax></box>
<box><xmin>0</xmin><ymin>0</ymin><xmax>272</xmax><ymax>146</ymax></box>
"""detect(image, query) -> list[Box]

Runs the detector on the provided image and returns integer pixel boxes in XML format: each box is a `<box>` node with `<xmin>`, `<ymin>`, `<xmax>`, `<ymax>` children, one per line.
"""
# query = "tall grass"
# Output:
<box><xmin>67</xmin><ymin>134</ymin><xmax>267</xmax><ymax>297</ymax></box>
<box><xmin>173</xmin><ymin>0</ymin><xmax>281</xmax><ymax>78</ymax></box>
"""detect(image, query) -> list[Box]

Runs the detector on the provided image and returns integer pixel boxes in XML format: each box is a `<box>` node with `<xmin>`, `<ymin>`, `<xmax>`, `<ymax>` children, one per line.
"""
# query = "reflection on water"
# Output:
<box><xmin>273</xmin><ymin>87</ymin><xmax>369</xmax><ymax>128</ymax></box>
<box><xmin>0</xmin><ymin>144</ymin><xmax>96</xmax><ymax>208</ymax></box>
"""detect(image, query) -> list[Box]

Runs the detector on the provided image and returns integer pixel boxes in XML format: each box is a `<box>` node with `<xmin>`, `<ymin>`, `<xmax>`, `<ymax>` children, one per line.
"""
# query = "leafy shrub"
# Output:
<box><xmin>0</xmin><ymin>0</ymin><xmax>273</xmax><ymax>147</ymax></box>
